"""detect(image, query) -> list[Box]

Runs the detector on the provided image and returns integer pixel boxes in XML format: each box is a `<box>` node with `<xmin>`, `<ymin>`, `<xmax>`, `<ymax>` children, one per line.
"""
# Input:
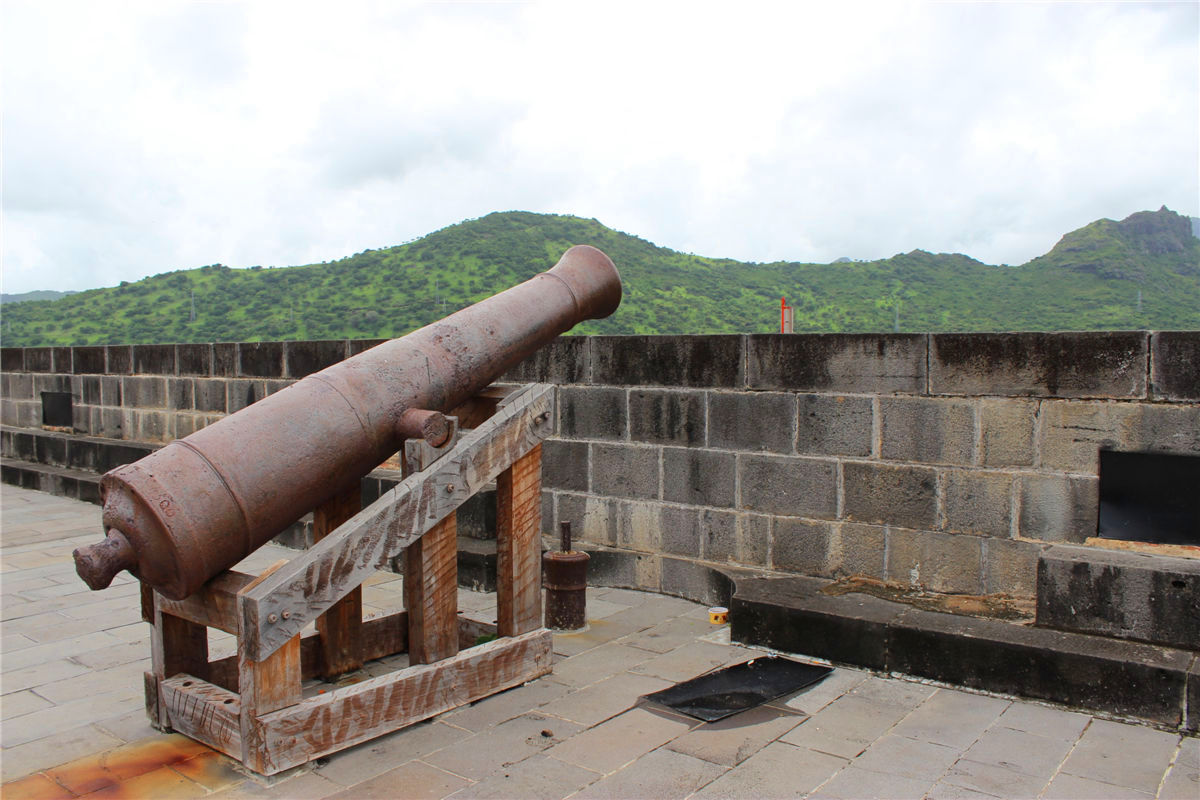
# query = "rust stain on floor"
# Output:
<box><xmin>0</xmin><ymin>734</ymin><xmax>244</xmax><ymax>799</ymax></box>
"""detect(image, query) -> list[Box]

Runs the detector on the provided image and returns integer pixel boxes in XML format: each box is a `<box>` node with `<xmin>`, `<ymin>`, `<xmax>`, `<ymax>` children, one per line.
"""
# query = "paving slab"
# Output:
<box><xmin>570</xmin><ymin>746</ymin><xmax>726</xmax><ymax>799</ymax></box>
<box><xmin>546</xmin><ymin>706</ymin><xmax>696</xmax><ymax>774</ymax></box>
<box><xmin>447</xmin><ymin>754</ymin><xmax>601</xmax><ymax>799</ymax></box>
<box><xmin>693</xmin><ymin>740</ymin><xmax>846</xmax><ymax>798</ymax></box>
<box><xmin>1058</xmin><ymin>718</ymin><xmax>1182</xmax><ymax>795</ymax></box>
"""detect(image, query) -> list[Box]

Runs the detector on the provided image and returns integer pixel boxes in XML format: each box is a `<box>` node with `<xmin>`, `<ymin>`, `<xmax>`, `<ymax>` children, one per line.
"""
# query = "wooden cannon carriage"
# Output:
<box><xmin>72</xmin><ymin>245</ymin><xmax>621</xmax><ymax>775</ymax></box>
<box><xmin>141</xmin><ymin>382</ymin><xmax>555</xmax><ymax>775</ymax></box>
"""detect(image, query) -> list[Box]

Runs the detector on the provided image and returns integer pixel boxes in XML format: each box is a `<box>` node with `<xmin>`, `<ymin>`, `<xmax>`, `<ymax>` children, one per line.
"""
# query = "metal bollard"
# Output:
<box><xmin>543</xmin><ymin>522</ymin><xmax>588</xmax><ymax>630</ymax></box>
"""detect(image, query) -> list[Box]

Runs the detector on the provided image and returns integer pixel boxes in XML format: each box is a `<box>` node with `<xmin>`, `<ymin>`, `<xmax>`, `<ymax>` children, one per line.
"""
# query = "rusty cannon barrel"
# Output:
<box><xmin>73</xmin><ymin>245</ymin><xmax>621</xmax><ymax>600</ymax></box>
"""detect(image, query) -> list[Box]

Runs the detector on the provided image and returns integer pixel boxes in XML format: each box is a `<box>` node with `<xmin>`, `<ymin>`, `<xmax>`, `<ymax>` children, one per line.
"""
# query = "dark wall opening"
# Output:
<box><xmin>41</xmin><ymin>391</ymin><xmax>73</xmax><ymax>428</ymax></box>
<box><xmin>1098</xmin><ymin>450</ymin><xmax>1200</xmax><ymax>546</ymax></box>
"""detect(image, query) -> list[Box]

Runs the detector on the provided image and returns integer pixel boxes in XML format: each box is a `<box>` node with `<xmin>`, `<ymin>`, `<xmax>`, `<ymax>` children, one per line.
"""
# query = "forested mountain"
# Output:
<box><xmin>3</xmin><ymin>207</ymin><xmax>1197</xmax><ymax>347</ymax></box>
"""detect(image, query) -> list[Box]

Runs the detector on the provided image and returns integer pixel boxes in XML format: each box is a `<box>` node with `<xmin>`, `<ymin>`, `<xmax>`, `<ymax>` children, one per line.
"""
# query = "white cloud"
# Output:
<box><xmin>2</xmin><ymin>0</ymin><xmax>1196</xmax><ymax>294</ymax></box>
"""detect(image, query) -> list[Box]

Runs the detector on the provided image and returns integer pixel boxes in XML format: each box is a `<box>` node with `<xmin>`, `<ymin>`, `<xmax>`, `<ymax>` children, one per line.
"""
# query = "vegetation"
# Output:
<box><xmin>2</xmin><ymin>208</ymin><xmax>1197</xmax><ymax>347</ymax></box>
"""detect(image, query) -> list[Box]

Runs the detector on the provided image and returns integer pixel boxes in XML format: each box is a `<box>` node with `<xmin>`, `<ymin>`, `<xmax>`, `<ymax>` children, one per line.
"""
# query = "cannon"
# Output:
<box><xmin>73</xmin><ymin>245</ymin><xmax>621</xmax><ymax>600</ymax></box>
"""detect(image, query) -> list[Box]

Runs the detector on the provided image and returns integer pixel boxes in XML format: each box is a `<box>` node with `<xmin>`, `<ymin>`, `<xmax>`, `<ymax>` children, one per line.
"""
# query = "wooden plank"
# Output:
<box><xmin>496</xmin><ymin>444</ymin><xmax>544</xmax><ymax>637</ymax></box>
<box><xmin>255</xmin><ymin>629</ymin><xmax>553</xmax><ymax>775</ymax></box>
<box><xmin>160</xmin><ymin>674</ymin><xmax>242</xmax><ymax>759</ymax></box>
<box><xmin>155</xmin><ymin>571</ymin><xmax>254</xmax><ymax>635</ymax></box>
<box><xmin>237</xmin><ymin>561</ymin><xmax>302</xmax><ymax>773</ymax></box>
<box><xmin>207</xmin><ymin>611</ymin><xmax>410</xmax><ymax>693</ymax></box>
<box><xmin>313</xmin><ymin>486</ymin><xmax>363</xmax><ymax>678</ymax></box>
<box><xmin>405</xmin><ymin>514</ymin><xmax>459</xmax><ymax>665</ymax></box>
<box><xmin>240</xmin><ymin>384</ymin><xmax>555</xmax><ymax>661</ymax></box>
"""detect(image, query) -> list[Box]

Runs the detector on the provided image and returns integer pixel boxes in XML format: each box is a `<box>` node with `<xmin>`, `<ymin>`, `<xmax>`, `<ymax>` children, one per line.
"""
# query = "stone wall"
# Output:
<box><xmin>3</xmin><ymin>331</ymin><xmax>1198</xmax><ymax>599</ymax></box>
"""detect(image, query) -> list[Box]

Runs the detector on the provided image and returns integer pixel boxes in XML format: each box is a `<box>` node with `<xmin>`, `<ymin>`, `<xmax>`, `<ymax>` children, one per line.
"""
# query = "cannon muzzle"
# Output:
<box><xmin>74</xmin><ymin>245</ymin><xmax>621</xmax><ymax>599</ymax></box>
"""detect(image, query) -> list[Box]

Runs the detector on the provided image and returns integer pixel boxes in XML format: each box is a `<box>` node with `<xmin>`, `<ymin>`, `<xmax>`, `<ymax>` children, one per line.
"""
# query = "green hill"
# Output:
<box><xmin>2</xmin><ymin>208</ymin><xmax>1198</xmax><ymax>347</ymax></box>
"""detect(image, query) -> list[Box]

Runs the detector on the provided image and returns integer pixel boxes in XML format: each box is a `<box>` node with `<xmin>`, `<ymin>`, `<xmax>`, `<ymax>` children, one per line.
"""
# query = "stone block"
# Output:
<box><xmin>166</xmin><ymin>378</ymin><xmax>193</xmax><ymax>411</ymax></box>
<box><xmin>106</xmin><ymin>345</ymin><xmax>132</xmax><ymax>374</ymax></box>
<box><xmin>193</xmin><ymin>379</ymin><xmax>227</xmax><ymax>413</ymax></box>
<box><xmin>1018</xmin><ymin>474</ymin><xmax>1099</xmax><ymax>542</ymax></box>
<box><xmin>733</xmin><ymin>512</ymin><xmax>770</xmax><ymax>567</ymax></box>
<box><xmin>708</xmin><ymin>391</ymin><xmax>795</xmax><ymax>453</ymax></box>
<box><xmin>888</xmin><ymin>608</ymin><xmax>1190</xmax><ymax>728</ymax></box>
<box><xmin>33</xmin><ymin>372</ymin><xmax>72</xmax><ymax>394</ymax></box>
<box><xmin>502</xmin><ymin>335</ymin><xmax>590</xmax><ymax>384</ymax></box>
<box><xmin>739</xmin><ymin>454</ymin><xmax>837</xmax><ymax>518</ymax></box>
<box><xmin>346</xmin><ymin>337</ymin><xmax>387</xmax><ymax>356</ymax></box>
<box><xmin>590</xmin><ymin>335</ymin><xmax>743</xmax><ymax>387</ymax></box>
<box><xmin>172</xmin><ymin>413</ymin><xmax>196</xmax><ymax>440</ymax></box>
<box><xmin>660</xmin><ymin>505</ymin><xmax>700</xmax><ymax>558</ymax></box>
<box><xmin>80</xmin><ymin>376</ymin><xmax>102</xmax><ymax>405</ymax></box>
<box><xmin>132</xmin><ymin>344</ymin><xmax>175</xmax><ymax>375</ymax></box>
<box><xmin>137</xmin><ymin>410</ymin><xmax>168</xmax><ymax>441</ymax></box>
<box><xmin>34</xmin><ymin>432</ymin><xmax>67</xmax><ymax>466</ymax></box>
<box><xmin>1036</xmin><ymin>544</ymin><xmax>1200</xmax><ymax>650</ymax></box>
<box><xmin>746</xmin><ymin>333</ymin><xmax>927</xmax><ymax>394</ymax></box>
<box><xmin>660</xmin><ymin>557</ymin><xmax>736</xmax><ymax>607</ymax></box>
<box><xmin>979</xmin><ymin>398</ymin><xmax>1036</xmax><ymax>467</ymax></box>
<box><xmin>5</xmin><ymin>372</ymin><xmax>33</xmax><ymax>400</ymax></box>
<box><xmin>833</xmin><ymin>522</ymin><xmax>887</xmax><ymax>579</ymax></box>
<box><xmin>886</xmin><ymin>527</ymin><xmax>983</xmax><ymax>593</ymax></box>
<box><xmin>99</xmin><ymin>376</ymin><xmax>122</xmax><ymax>406</ymax></box>
<box><xmin>1039</xmin><ymin>400</ymin><xmax>1134</xmax><ymax>473</ymax></box>
<box><xmin>543</xmin><ymin>439</ymin><xmax>588</xmax><ymax>491</ymax></box>
<box><xmin>930</xmin><ymin>331</ymin><xmax>1148</xmax><ymax>398</ymax></box>
<box><xmin>176</xmin><ymin>343</ymin><xmax>212</xmax><ymax>376</ymax></box>
<box><xmin>843</xmin><ymin>461</ymin><xmax>937</xmax><ymax>529</ymax></box>
<box><xmin>1132</xmin><ymin>403</ymin><xmax>1200</xmax><ymax>457</ymax></box>
<box><xmin>51</xmin><ymin>346</ymin><xmax>72</xmax><ymax>373</ymax></box>
<box><xmin>983</xmin><ymin>537</ymin><xmax>1040</xmax><ymax>597</ymax></box>
<box><xmin>265</xmin><ymin>378</ymin><xmax>292</xmax><ymax>394</ymax></box>
<box><xmin>285</xmin><ymin>339</ymin><xmax>346</xmax><ymax>378</ymax></box>
<box><xmin>100</xmin><ymin>407</ymin><xmax>126</xmax><ymax>438</ymax></box>
<box><xmin>238</xmin><ymin>341</ymin><xmax>284</xmax><ymax>377</ymax></box>
<box><xmin>795</xmin><ymin>393</ymin><xmax>873</xmax><ymax>457</ymax></box>
<box><xmin>24</xmin><ymin>347</ymin><xmax>52</xmax><ymax>372</ymax></box>
<box><xmin>662</xmin><ymin>447</ymin><xmax>735</xmax><ymax>507</ymax></box>
<box><xmin>559</xmin><ymin>386</ymin><xmax>626</xmax><ymax>440</ymax></box>
<box><xmin>211</xmin><ymin>342</ymin><xmax>237</xmax><ymax>376</ymax></box>
<box><xmin>732</xmin><ymin>575</ymin><xmax>901</xmax><ymax>671</ymax></box>
<box><xmin>772</xmin><ymin>518</ymin><xmax>835</xmax><ymax>575</ymax></box>
<box><xmin>880</xmin><ymin>396</ymin><xmax>975</xmax><ymax>465</ymax></box>
<box><xmin>226</xmin><ymin>379</ymin><xmax>265</xmax><ymax>412</ymax></box>
<box><xmin>121</xmin><ymin>376</ymin><xmax>166</xmax><ymax>409</ymax></box>
<box><xmin>558</xmin><ymin>493</ymin><xmax>619</xmax><ymax>547</ymax></box>
<box><xmin>71</xmin><ymin>347</ymin><xmax>106</xmax><ymax>374</ymax></box>
<box><xmin>943</xmin><ymin>469</ymin><xmax>1014</xmax><ymax>537</ymax></box>
<box><xmin>628</xmin><ymin>389</ymin><xmax>705</xmax><ymax>446</ymax></box>
<box><xmin>591</xmin><ymin>443</ymin><xmax>658</xmax><ymax>500</ymax></box>
<box><xmin>1151</xmin><ymin>331</ymin><xmax>1200</xmax><ymax>401</ymax></box>
<box><xmin>1</xmin><ymin>347</ymin><xmax>23</xmax><ymax>372</ymax></box>
<box><xmin>616</xmin><ymin>500</ymin><xmax>662</xmax><ymax>552</ymax></box>
<box><xmin>1188</xmin><ymin>660</ymin><xmax>1200</xmax><ymax>733</ymax></box>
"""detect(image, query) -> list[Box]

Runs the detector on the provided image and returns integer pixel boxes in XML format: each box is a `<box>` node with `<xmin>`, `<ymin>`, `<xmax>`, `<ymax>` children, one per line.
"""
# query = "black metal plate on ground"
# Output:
<box><xmin>642</xmin><ymin>655</ymin><xmax>833</xmax><ymax>722</ymax></box>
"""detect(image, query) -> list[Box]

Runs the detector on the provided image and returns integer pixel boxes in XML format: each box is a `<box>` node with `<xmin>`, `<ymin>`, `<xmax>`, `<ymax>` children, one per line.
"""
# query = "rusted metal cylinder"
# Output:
<box><xmin>543</xmin><ymin>522</ymin><xmax>588</xmax><ymax>630</ymax></box>
<box><xmin>73</xmin><ymin>246</ymin><xmax>621</xmax><ymax>600</ymax></box>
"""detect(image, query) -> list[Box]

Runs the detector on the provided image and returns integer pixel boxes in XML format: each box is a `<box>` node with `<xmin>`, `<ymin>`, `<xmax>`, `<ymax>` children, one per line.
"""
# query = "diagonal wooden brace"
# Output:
<box><xmin>238</xmin><ymin>383</ymin><xmax>556</xmax><ymax>661</ymax></box>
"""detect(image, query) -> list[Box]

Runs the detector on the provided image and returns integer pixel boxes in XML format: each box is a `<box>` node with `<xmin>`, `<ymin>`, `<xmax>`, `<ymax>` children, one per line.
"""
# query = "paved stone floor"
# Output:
<box><xmin>1</xmin><ymin>483</ymin><xmax>1197</xmax><ymax>799</ymax></box>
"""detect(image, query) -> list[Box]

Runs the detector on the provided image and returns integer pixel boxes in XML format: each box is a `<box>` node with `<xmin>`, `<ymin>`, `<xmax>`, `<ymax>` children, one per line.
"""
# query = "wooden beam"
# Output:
<box><xmin>313</xmin><ymin>486</ymin><xmax>363</xmax><ymax>678</ymax></box>
<box><xmin>496</xmin><ymin>444</ymin><xmax>544</xmax><ymax>637</ymax></box>
<box><xmin>237</xmin><ymin>561</ymin><xmax>302</xmax><ymax>773</ymax></box>
<box><xmin>240</xmin><ymin>384</ymin><xmax>555</xmax><ymax>661</ymax></box>
<box><xmin>405</xmin><ymin>514</ymin><xmax>459</xmax><ymax>665</ymax></box>
<box><xmin>255</xmin><ymin>629</ymin><xmax>552</xmax><ymax>775</ymax></box>
<box><xmin>155</xmin><ymin>571</ymin><xmax>254</xmax><ymax>635</ymax></box>
<box><xmin>160</xmin><ymin>674</ymin><xmax>241</xmax><ymax>759</ymax></box>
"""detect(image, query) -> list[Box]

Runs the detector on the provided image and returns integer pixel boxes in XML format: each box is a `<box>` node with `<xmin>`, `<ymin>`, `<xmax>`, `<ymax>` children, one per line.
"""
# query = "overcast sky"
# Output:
<box><xmin>2</xmin><ymin>1</ymin><xmax>1197</xmax><ymax>295</ymax></box>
